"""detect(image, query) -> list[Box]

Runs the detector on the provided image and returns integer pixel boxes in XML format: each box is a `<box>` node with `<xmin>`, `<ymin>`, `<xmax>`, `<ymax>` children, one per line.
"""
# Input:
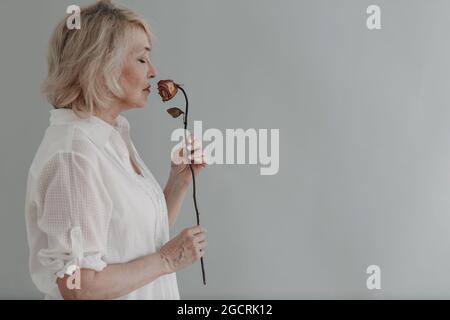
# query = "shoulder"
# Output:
<box><xmin>29</xmin><ymin>124</ymin><xmax>101</xmax><ymax>179</ymax></box>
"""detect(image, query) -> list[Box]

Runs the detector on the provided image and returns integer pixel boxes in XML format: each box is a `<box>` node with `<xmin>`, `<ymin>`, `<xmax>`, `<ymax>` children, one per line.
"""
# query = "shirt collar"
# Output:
<box><xmin>49</xmin><ymin>108</ymin><xmax>131</xmax><ymax>148</ymax></box>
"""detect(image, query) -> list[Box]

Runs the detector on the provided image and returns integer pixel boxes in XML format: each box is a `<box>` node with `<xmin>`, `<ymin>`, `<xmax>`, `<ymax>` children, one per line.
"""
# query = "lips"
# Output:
<box><xmin>143</xmin><ymin>85</ymin><xmax>151</xmax><ymax>92</ymax></box>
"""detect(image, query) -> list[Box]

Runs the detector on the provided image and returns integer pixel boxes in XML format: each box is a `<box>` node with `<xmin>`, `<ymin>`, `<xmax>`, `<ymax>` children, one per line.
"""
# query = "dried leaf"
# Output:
<box><xmin>167</xmin><ymin>107</ymin><xmax>184</xmax><ymax>118</ymax></box>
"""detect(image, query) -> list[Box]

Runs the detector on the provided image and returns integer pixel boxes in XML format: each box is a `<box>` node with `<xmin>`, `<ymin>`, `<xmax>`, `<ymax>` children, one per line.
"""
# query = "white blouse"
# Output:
<box><xmin>24</xmin><ymin>108</ymin><xmax>180</xmax><ymax>299</ymax></box>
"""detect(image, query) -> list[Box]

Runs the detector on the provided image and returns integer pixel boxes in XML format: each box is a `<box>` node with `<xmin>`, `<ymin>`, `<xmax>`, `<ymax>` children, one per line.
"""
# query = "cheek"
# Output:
<box><xmin>120</xmin><ymin>65</ymin><xmax>143</xmax><ymax>96</ymax></box>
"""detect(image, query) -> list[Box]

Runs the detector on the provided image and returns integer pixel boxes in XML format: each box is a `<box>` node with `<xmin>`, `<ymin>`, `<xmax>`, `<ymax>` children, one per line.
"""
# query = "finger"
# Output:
<box><xmin>183</xmin><ymin>136</ymin><xmax>198</xmax><ymax>147</ymax></box>
<box><xmin>178</xmin><ymin>146</ymin><xmax>193</xmax><ymax>161</ymax></box>
<box><xmin>187</xmin><ymin>147</ymin><xmax>204</xmax><ymax>159</ymax></box>
<box><xmin>196</xmin><ymin>163</ymin><xmax>208</xmax><ymax>169</ymax></box>
<box><xmin>171</xmin><ymin>147</ymin><xmax>185</xmax><ymax>165</ymax></box>
<box><xmin>187</xmin><ymin>145</ymin><xmax>203</xmax><ymax>154</ymax></box>
<box><xmin>198</xmin><ymin>242</ymin><xmax>207</xmax><ymax>250</ymax></box>
<box><xmin>187</xmin><ymin>144</ymin><xmax>202</xmax><ymax>153</ymax></box>
<box><xmin>195</xmin><ymin>233</ymin><xmax>207</xmax><ymax>242</ymax></box>
<box><xmin>187</xmin><ymin>153</ymin><xmax>205</xmax><ymax>162</ymax></box>
<box><xmin>194</xmin><ymin>154</ymin><xmax>210</xmax><ymax>165</ymax></box>
<box><xmin>182</xmin><ymin>139</ymin><xmax>201</xmax><ymax>149</ymax></box>
<box><xmin>188</xmin><ymin>152</ymin><xmax>209</xmax><ymax>163</ymax></box>
<box><xmin>177</xmin><ymin>145</ymin><xmax>184</xmax><ymax>158</ymax></box>
<box><xmin>190</xmin><ymin>158</ymin><xmax>206</xmax><ymax>165</ymax></box>
<box><xmin>191</xmin><ymin>225</ymin><xmax>207</xmax><ymax>235</ymax></box>
<box><xmin>188</xmin><ymin>149</ymin><xmax>202</xmax><ymax>160</ymax></box>
<box><xmin>187</xmin><ymin>153</ymin><xmax>200</xmax><ymax>160</ymax></box>
<box><xmin>181</xmin><ymin>141</ymin><xmax>201</xmax><ymax>158</ymax></box>
<box><xmin>185</xmin><ymin>134</ymin><xmax>198</xmax><ymax>145</ymax></box>
<box><xmin>174</xmin><ymin>142</ymin><xmax>189</xmax><ymax>158</ymax></box>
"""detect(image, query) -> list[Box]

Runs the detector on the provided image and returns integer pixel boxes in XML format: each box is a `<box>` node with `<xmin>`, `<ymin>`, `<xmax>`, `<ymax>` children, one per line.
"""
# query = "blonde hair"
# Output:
<box><xmin>42</xmin><ymin>0</ymin><xmax>154</xmax><ymax>118</ymax></box>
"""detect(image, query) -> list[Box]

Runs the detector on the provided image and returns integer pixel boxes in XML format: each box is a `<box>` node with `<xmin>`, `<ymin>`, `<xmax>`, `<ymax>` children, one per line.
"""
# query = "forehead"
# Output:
<box><xmin>128</xmin><ymin>27</ymin><xmax>151</xmax><ymax>53</ymax></box>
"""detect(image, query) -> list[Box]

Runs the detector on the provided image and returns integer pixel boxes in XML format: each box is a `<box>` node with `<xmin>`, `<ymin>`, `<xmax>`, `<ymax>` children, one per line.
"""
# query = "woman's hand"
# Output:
<box><xmin>169</xmin><ymin>134</ymin><xmax>208</xmax><ymax>187</ymax></box>
<box><xmin>159</xmin><ymin>225</ymin><xmax>207</xmax><ymax>273</ymax></box>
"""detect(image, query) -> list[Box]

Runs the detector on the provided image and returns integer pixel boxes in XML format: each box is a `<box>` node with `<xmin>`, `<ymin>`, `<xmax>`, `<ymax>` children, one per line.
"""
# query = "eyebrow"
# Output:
<box><xmin>136</xmin><ymin>46</ymin><xmax>152</xmax><ymax>57</ymax></box>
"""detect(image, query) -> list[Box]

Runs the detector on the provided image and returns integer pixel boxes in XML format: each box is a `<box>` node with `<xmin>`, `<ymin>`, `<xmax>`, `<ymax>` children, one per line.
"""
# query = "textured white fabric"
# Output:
<box><xmin>25</xmin><ymin>108</ymin><xmax>180</xmax><ymax>300</ymax></box>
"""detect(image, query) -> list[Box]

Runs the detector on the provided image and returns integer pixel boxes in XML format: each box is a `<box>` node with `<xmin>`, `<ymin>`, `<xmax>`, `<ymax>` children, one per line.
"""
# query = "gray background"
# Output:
<box><xmin>1</xmin><ymin>0</ymin><xmax>450</xmax><ymax>299</ymax></box>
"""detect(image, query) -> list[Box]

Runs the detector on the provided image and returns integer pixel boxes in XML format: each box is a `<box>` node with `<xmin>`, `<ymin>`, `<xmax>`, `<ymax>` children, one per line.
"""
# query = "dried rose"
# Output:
<box><xmin>157</xmin><ymin>80</ymin><xmax>179</xmax><ymax>102</ymax></box>
<box><xmin>157</xmin><ymin>78</ymin><xmax>207</xmax><ymax>285</ymax></box>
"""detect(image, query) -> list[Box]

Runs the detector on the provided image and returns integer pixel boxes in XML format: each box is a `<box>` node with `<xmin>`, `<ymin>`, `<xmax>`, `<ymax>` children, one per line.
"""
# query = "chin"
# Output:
<box><xmin>128</xmin><ymin>99</ymin><xmax>146</xmax><ymax>109</ymax></box>
<box><xmin>124</xmin><ymin>93</ymin><xmax>148</xmax><ymax>109</ymax></box>
<box><xmin>135</xmin><ymin>101</ymin><xmax>147</xmax><ymax>108</ymax></box>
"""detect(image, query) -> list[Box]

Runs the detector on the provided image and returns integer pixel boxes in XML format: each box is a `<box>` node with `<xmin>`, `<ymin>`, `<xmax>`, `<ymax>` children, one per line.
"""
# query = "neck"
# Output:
<box><xmin>93</xmin><ymin>104</ymin><xmax>123</xmax><ymax>127</ymax></box>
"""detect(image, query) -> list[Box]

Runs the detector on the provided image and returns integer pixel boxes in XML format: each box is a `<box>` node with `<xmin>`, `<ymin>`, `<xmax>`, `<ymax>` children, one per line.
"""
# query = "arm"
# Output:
<box><xmin>57</xmin><ymin>251</ymin><xmax>170</xmax><ymax>300</ymax></box>
<box><xmin>164</xmin><ymin>135</ymin><xmax>208</xmax><ymax>229</ymax></box>
<box><xmin>164</xmin><ymin>170</ymin><xmax>189</xmax><ymax>229</ymax></box>
<box><xmin>39</xmin><ymin>152</ymin><xmax>184</xmax><ymax>300</ymax></box>
<box><xmin>58</xmin><ymin>225</ymin><xmax>209</xmax><ymax>300</ymax></box>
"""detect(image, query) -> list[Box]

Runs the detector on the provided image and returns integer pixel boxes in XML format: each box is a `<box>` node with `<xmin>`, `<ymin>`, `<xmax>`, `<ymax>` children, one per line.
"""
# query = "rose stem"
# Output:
<box><xmin>177</xmin><ymin>85</ymin><xmax>206</xmax><ymax>286</ymax></box>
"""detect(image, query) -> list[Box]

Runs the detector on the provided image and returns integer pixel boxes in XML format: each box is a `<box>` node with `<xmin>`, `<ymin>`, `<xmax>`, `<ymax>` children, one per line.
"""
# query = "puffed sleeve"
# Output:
<box><xmin>35</xmin><ymin>151</ymin><xmax>113</xmax><ymax>280</ymax></box>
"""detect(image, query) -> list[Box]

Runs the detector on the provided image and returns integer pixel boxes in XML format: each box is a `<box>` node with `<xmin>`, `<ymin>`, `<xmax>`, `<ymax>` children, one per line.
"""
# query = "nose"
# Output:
<box><xmin>147</xmin><ymin>61</ymin><xmax>157</xmax><ymax>79</ymax></box>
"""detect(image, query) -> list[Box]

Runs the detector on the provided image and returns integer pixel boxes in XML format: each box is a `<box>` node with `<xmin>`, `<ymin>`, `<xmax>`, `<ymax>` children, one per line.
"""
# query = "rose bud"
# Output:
<box><xmin>157</xmin><ymin>80</ymin><xmax>179</xmax><ymax>102</ymax></box>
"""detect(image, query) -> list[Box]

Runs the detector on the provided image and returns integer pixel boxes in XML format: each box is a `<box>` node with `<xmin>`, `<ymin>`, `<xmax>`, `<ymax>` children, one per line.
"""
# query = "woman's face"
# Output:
<box><xmin>118</xmin><ymin>28</ymin><xmax>157</xmax><ymax>109</ymax></box>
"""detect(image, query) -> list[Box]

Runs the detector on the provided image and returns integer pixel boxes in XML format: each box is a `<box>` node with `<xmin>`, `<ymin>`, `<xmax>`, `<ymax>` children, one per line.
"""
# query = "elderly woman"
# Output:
<box><xmin>24</xmin><ymin>0</ymin><xmax>208</xmax><ymax>300</ymax></box>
